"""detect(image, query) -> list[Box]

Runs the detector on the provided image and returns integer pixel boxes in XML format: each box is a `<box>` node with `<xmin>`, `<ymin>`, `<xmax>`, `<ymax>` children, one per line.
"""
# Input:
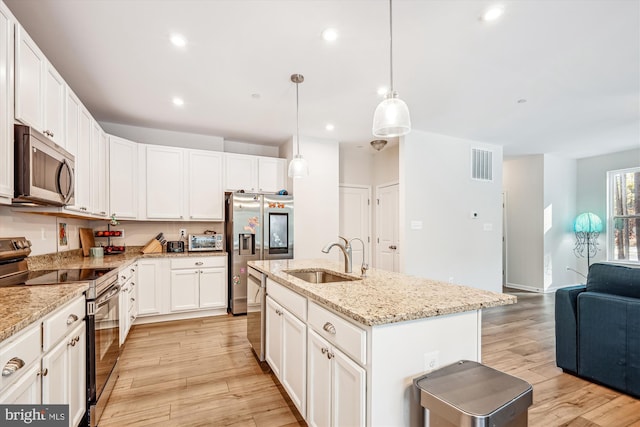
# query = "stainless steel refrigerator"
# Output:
<box><xmin>225</xmin><ymin>192</ymin><xmax>294</xmax><ymax>315</ymax></box>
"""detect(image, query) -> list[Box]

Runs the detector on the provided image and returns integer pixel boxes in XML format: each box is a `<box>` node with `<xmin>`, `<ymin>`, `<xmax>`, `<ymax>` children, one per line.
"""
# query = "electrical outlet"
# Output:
<box><xmin>424</xmin><ymin>351</ymin><xmax>440</xmax><ymax>371</ymax></box>
<box><xmin>179</xmin><ymin>229</ymin><xmax>187</xmax><ymax>239</ymax></box>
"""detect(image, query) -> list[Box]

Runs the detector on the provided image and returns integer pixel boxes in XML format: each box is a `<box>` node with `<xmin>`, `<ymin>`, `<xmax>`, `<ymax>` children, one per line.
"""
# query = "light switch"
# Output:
<box><xmin>411</xmin><ymin>220</ymin><xmax>423</xmax><ymax>230</ymax></box>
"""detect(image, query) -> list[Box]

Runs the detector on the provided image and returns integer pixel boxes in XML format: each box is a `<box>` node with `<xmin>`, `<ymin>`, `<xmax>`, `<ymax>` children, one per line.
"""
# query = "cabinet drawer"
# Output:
<box><xmin>42</xmin><ymin>297</ymin><xmax>85</xmax><ymax>351</ymax></box>
<box><xmin>0</xmin><ymin>323</ymin><xmax>41</xmax><ymax>392</ymax></box>
<box><xmin>171</xmin><ymin>256</ymin><xmax>225</xmax><ymax>269</ymax></box>
<box><xmin>119</xmin><ymin>262</ymin><xmax>137</xmax><ymax>283</ymax></box>
<box><xmin>267</xmin><ymin>278</ymin><xmax>306</xmax><ymax>321</ymax></box>
<box><xmin>308</xmin><ymin>301</ymin><xmax>366</xmax><ymax>365</ymax></box>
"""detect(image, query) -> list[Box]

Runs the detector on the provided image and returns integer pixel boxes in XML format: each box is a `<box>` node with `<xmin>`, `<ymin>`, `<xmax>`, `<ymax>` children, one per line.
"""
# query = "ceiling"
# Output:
<box><xmin>5</xmin><ymin>0</ymin><xmax>639</xmax><ymax>159</ymax></box>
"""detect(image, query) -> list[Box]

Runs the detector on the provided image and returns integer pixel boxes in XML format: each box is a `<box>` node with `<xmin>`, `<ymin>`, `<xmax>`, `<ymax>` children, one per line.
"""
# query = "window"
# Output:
<box><xmin>607</xmin><ymin>167</ymin><xmax>640</xmax><ymax>263</ymax></box>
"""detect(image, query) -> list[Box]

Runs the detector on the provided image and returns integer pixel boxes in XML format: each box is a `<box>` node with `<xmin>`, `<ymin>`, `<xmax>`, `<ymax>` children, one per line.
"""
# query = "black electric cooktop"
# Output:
<box><xmin>0</xmin><ymin>268</ymin><xmax>116</xmax><ymax>287</ymax></box>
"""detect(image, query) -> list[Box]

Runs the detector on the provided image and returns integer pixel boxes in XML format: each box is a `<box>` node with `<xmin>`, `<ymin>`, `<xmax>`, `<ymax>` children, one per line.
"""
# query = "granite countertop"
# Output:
<box><xmin>0</xmin><ymin>283</ymin><xmax>89</xmax><ymax>342</ymax></box>
<box><xmin>249</xmin><ymin>259</ymin><xmax>516</xmax><ymax>327</ymax></box>
<box><xmin>1</xmin><ymin>248</ymin><xmax>228</xmax><ymax>343</ymax></box>
<box><xmin>27</xmin><ymin>247</ymin><xmax>227</xmax><ymax>270</ymax></box>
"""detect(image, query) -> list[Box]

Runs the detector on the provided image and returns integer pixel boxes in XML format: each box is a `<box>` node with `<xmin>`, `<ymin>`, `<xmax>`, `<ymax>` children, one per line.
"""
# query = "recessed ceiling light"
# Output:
<box><xmin>517</xmin><ymin>99</ymin><xmax>527</xmax><ymax>104</ymax></box>
<box><xmin>481</xmin><ymin>6</ymin><xmax>504</xmax><ymax>22</ymax></box>
<box><xmin>251</xmin><ymin>93</ymin><xmax>261</xmax><ymax>99</ymax></box>
<box><xmin>325</xmin><ymin>123</ymin><xmax>335</xmax><ymax>131</ymax></box>
<box><xmin>377</xmin><ymin>86</ymin><xmax>388</xmax><ymax>96</ymax></box>
<box><xmin>322</xmin><ymin>28</ymin><xmax>338</xmax><ymax>42</ymax></box>
<box><xmin>172</xmin><ymin>97</ymin><xmax>184</xmax><ymax>106</ymax></box>
<box><xmin>170</xmin><ymin>33</ymin><xmax>187</xmax><ymax>47</ymax></box>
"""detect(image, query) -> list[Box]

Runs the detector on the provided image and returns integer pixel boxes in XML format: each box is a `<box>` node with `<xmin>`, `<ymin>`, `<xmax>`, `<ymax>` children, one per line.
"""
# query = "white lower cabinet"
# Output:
<box><xmin>119</xmin><ymin>262</ymin><xmax>138</xmax><ymax>345</ymax></box>
<box><xmin>265</xmin><ymin>295</ymin><xmax>306</xmax><ymax>418</ymax></box>
<box><xmin>42</xmin><ymin>321</ymin><xmax>86</xmax><ymax>427</ymax></box>
<box><xmin>169</xmin><ymin>257</ymin><xmax>227</xmax><ymax>313</ymax></box>
<box><xmin>137</xmin><ymin>258</ymin><xmax>167</xmax><ymax>316</ymax></box>
<box><xmin>0</xmin><ymin>295</ymin><xmax>87</xmax><ymax>427</ymax></box>
<box><xmin>307</xmin><ymin>329</ymin><xmax>366</xmax><ymax>427</ymax></box>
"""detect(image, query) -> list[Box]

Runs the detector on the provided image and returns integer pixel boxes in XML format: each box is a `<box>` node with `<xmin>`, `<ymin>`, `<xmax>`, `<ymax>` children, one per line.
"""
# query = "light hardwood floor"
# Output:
<box><xmin>100</xmin><ymin>291</ymin><xmax>640</xmax><ymax>427</ymax></box>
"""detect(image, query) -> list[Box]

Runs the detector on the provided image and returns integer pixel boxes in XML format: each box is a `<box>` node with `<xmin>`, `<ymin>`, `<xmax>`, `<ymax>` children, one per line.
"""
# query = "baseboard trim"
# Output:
<box><xmin>134</xmin><ymin>308</ymin><xmax>229</xmax><ymax>325</ymax></box>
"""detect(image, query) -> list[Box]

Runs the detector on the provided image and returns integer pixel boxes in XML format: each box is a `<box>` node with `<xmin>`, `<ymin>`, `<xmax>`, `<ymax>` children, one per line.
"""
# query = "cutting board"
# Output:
<box><xmin>79</xmin><ymin>228</ymin><xmax>95</xmax><ymax>257</ymax></box>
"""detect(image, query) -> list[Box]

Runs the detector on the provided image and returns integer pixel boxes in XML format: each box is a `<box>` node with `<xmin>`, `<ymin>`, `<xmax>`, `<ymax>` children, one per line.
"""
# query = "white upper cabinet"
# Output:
<box><xmin>43</xmin><ymin>64</ymin><xmax>65</xmax><ymax>147</ymax></box>
<box><xmin>65</xmin><ymin>89</ymin><xmax>80</xmax><ymax>157</ymax></box>
<box><xmin>70</xmin><ymin>106</ymin><xmax>92</xmax><ymax>213</ymax></box>
<box><xmin>258</xmin><ymin>157</ymin><xmax>286</xmax><ymax>193</ymax></box>
<box><xmin>224</xmin><ymin>153</ymin><xmax>286</xmax><ymax>193</ymax></box>
<box><xmin>145</xmin><ymin>145</ymin><xmax>184</xmax><ymax>219</ymax></box>
<box><xmin>109</xmin><ymin>135</ymin><xmax>138</xmax><ymax>219</ymax></box>
<box><xmin>15</xmin><ymin>25</ymin><xmax>65</xmax><ymax>147</ymax></box>
<box><xmin>91</xmin><ymin>122</ymin><xmax>108</xmax><ymax>216</ymax></box>
<box><xmin>0</xmin><ymin>2</ymin><xmax>14</xmax><ymax>204</ymax></box>
<box><xmin>224</xmin><ymin>153</ymin><xmax>257</xmax><ymax>191</ymax></box>
<box><xmin>14</xmin><ymin>25</ymin><xmax>44</xmax><ymax>132</ymax></box>
<box><xmin>187</xmin><ymin>149</ymin><xmax>223</xmax><ymax>220</ymax></box>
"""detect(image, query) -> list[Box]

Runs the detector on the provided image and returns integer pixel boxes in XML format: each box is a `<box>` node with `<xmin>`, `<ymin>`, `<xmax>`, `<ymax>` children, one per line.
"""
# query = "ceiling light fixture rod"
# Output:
<box><xmin>294</xmin><ymin>74</ymin><xmax>302</xmax><ymax>156</ymax></box>
<box><xmin>388</xmin><ymin>0</ymin><xmax>394</xmax><ymax>92</ymax></box>
<box><xmin>288</xmin><ymin>73</ymin><xmax>308</xmax><ymax>178</ymax></box>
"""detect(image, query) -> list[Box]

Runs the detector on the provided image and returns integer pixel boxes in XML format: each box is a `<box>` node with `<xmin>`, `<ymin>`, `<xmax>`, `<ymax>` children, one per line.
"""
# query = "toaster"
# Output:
<box><xmin>166</xmin><ymin>241</ymin><xmax>185</xmax><ymax>253</ymax></box>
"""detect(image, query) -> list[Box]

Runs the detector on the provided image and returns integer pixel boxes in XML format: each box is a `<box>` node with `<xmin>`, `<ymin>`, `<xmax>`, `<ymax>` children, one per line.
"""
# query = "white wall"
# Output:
<box><xmin>503</xmin><ymin>156</ymin><xmax>544</xmax><ymax>291</ymax></box>
<box><xmin>543</xmin><ymin>155</ymin><xmax>579</xmax><ymax>288</ymax></box>
<box><xmin>401</xmin><ymin>130</ymin><xmax>503</xmax><ymax>293</ymax></box>
<box><xmin>0</xmin><ymin>206</ymin><xmax>89</xmax><ymax>255</ymax></box>
<box><xmin>224</xmin><ymin>140</ymin><xmax>279</xmax><ymax>157</ymax></box>
<box><xmin>373</xmin><ymin>143</ymin><xmax>399</xmax><ymax>188</ymax></box>
<box><xmin>292</xmin><ymin>136</ymin><xmax>340</xmax><ymax>260</ymax></box>
<box><xmin>577</xmin><ymin>147</ymin><xmax>640</xmax><ymax>264</ymax></box>
<box><xmin>339</xmin><ymin>145</ymin><xmax>373</xmax><ymax>186</ymax></box>
<box><xmin>100</xmin><ymin>121</ymin><xmax>225</xmax><ymax>151</ymax></box>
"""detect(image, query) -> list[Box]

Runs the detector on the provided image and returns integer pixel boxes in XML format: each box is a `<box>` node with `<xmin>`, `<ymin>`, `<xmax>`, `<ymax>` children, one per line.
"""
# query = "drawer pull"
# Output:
<box><xmin>39</xmin><ymin>368</ymin><xmax>49</xmax><ymax>377</ymax></box>
<box><xmin>323</xmin><ymin>322</ymin><xmax>336</xmax><ymax>335</ymax></box>
<box><xmin>327</xmin><ymin>351</ymin><xmax>335</xmax><ymax>360</ymax></box>
<box><xmin>2</xmin><ymin>357</ymin><xmax>25</xmax><ymax>377</ymax></box>
<box><xmin>66</xmin><ymin>314</ymin><xmax>79</xmax><ymax>325</ymax></box>
<box><xmin>321</xmin><ymin>347</ymin><xmax>328</xmax><ymax>355</ymax></box>
<box><xmin>195</xmin><ymin>262</ymin><xmax>204</xmax><ymax>266</ymax></box>
<box><xmin>131</xmin><ymin>298</ymin><xmax>136</xmax><ymax>302</ymax></box>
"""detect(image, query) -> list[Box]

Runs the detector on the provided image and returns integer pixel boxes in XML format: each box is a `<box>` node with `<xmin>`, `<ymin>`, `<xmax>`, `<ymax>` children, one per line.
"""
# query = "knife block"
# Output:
<box><xmin>141</xmin><ymin>238</ymin><xmax>163</xmax><ymax>254</ymax></box>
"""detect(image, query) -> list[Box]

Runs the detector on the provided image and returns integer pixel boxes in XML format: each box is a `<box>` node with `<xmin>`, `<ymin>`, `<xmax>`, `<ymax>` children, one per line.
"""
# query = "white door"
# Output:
<box><xmin>44</xmin><ymin>63</ymin><xmax>65</xmax><ymax>147</ymax></box>
<box><xmin>376</xmin><ymin>183</ymin><xmax>400</xmax><ymax>272</ymax></box>
<box><xmin>73</xmin><ymin>107</ymin><xmax>92</xmax><ymax>212</ymax></box>
<box><xmin>281</xmin><ymin>310</ymin><xmax>306</xmax><ymax>418</ymax></box>
<box><xmin>333</xmin><ymin>348</ymin><xmax>366</xmax><ymax>427</ymax></box>
<box><xmin>136</xmin><ymin>260</ymin><xmax>162</xmax><ymax>316</ymax></box>
<box><xmin>265</xmin><ymin>296</ymin><xmax>282</xmax><ymax>378</ymax></box>
<box><xmin>188</xmin><ymin>149</ymin><xmax>224</xmax><ymax>220</ymax></box>
<box><xmin>0</xmin><ymin>2</ymin><xmax>14</xmax><ymax>202</ymax></box>
<box><xmin>41</xmin><ymin>336</ymin><xmax>68</xmax><ymax>405</ymax></box>
<box><xmin>146</xmin><ymin>145</ymin><xmax>184</xmax><ymax>219</ymax></box>
<box><xmin>307</xmin><ymin>329</ymin><xmax>332</xmax><ymax>427</ymax></box>
<box><xmin>15</xmin><ymin>25</ymin><xmax>45</xmax><ymax>131</ymax></box>
<box><xmin>258</xmin><ymin>157</ymin><xmax>286</xmax><ymax>193</ymax></box>
<box><xmin>339</xmin><ymin>185</ymin><xmax>371</xmax><ymax>269</ymax></box>
<box><xmin>68</xmin><ymin>322</ymin><xmax>86</xmax><ymax>427</ymax></box>
<box><xmin>109</xmin><ymin>136</ymin><xmax>138</xmax><ymax>219</ymax></box>
<box><xmin>199</xmin><ymin>268</ymin><xmax>226</xmax><ymax>309</ymax></box>
<box><xmin>224</xmin><ymin>153</ymin><xmax>257</xmax><ymax>191</ymax></box>
<box><xmin>0</xmin><ymin>363</ymin><xmax>41</xmax><ymax>404</ymax></box>
<box><xmin>170</xmin><ymin>269</ymin><xmax>199</xmax><ymax>312</ymax></box>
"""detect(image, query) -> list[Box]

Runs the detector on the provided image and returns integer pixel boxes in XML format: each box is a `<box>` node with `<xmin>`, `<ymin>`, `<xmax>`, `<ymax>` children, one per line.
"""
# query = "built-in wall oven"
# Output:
<box><xmin>86</xmin><ymin>273</ymin><xmax>120</xmax><ymax>427</ymax></box>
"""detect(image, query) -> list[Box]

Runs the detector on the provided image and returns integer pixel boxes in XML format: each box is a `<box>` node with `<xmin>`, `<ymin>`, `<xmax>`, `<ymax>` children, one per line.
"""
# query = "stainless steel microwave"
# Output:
<box><xmin>188</xmin><ymin>234</ymin><xmax>223</xmax><ymax>252</ymax></box>
<box><xmin>13</xmin><ymin>125</ymin><xmax>75</xmax><ymax>206</ymax></box>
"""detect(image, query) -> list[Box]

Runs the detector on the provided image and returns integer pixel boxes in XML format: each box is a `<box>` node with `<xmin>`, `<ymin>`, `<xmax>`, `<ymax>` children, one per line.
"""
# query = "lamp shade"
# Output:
<box><xmin>288</xmin><ymin>154</ymin><xmax>308</xmax><ymax>178</ymax></box>
<box><xmin>372</xmin><ymin>91</ymin><xmax>411</xmax><ymax>137</ymax></box>
<box><xmin>574</xmin><ymin>212</ymin><xmax>603</xmax><ymax>233</ymax></box>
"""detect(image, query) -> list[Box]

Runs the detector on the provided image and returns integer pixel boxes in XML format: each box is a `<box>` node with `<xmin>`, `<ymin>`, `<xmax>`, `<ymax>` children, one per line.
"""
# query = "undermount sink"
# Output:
<box><xmin>284</xmin><ymin>269</ymin><xmax>359</xmax><ymax>284</ymax></box>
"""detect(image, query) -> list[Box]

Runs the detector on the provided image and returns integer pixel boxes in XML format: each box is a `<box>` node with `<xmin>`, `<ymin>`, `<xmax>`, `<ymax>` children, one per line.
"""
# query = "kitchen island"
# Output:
<box><xmin>249</xmin><ymin>259</ymin><xmax>515</xmax><ymax>427</ymax></box>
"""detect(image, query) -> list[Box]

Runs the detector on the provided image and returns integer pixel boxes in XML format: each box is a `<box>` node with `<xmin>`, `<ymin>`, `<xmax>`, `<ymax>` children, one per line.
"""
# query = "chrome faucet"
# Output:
<box><xmin>322</xmin><ymin>236</ymin><xmax>369</xmax><ymax>277</ymax></box>
<box><xmin>322</xmin><ymin>236</ymin><xmax>352</xmax><ymax>273</ymax></box>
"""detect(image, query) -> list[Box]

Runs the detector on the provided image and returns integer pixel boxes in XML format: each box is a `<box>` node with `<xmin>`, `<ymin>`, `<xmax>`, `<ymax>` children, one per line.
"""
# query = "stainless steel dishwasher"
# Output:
<box><xmin>247</xmin><ymin>266</ymin><xmax>266</xmax><ymax>361</ymax></box>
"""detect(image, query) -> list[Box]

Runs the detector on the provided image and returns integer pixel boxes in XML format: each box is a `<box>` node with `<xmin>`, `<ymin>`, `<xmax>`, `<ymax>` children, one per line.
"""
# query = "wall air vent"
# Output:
<box><xmin>471</xmin><ymin>148</ymin><xmax>493</xmax><ymax>182</ymax></box>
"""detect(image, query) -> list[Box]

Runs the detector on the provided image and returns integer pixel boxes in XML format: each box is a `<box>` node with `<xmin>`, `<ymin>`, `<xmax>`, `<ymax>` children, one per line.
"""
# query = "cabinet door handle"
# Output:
<box><xmin>131</xmin><ymin>315</ymin><xmax>135</xmax><ymax>321</ymax></box>
<box><xmin>389</xmin><ymin>245</ymin><xmax>397</xmax><ymax>250</ymax></box>
<box><xmin>327</xmin><ymin>351</ymin><xmax>335</xmax><ymax>360</ymax></box>
<box><xmin>66</xmin><ymin>314</ymin><xmax>79</xmax><ymax>325</ymax></box>
<box><xmin>195</xmin><ymin>262</ymin><xmax>204</xmax><ymax>266</ymax></box>
<box><xmin>131</xmin><ymin>298</ymin><xmax>136</xmax><ymax>302</ymax></box>
<box><xmin>2</xmin><ymin>357</ymin><xmax>25</xmax><ymax>377</ymax></box>
<box><xmin>323</xmin><ymin>322</ymin><xmax>336</xmax><ymax>335</ymax></box>
<box><xmin>38</xmin><ymin>368</ymin><xmax>49</xmax><ymax>377</ymax></box>
<box><xmin>321</xmin><ymin>347</ymin><xmax>328</xmax><ymax>355</ymax></box>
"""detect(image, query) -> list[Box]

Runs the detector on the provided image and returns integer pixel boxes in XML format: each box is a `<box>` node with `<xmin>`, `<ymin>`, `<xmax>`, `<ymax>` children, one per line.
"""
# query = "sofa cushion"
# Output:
<box><xmin>586</xmin><ymin>263</ymin><xmax>640</xmax><ymax>299</ymax></box>
<box><xmin>578</xmin><ymin>292</ymin><xmax>628</xmax><ymax>393</ymax></box>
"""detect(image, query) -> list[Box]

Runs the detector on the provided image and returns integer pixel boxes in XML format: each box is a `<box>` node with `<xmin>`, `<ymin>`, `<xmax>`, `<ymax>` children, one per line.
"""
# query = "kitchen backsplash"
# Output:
<box><xmin>0</xmin><ymin>206</ymin><xmax>223</xmax><ymax>256</ymax></box>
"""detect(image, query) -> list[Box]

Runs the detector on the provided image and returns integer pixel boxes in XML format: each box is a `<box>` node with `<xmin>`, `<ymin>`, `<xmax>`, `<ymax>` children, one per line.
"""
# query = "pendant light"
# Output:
<box><xmin>288</xmin><ymin>73</ymin><xmax>309</xmax><ymax>178</ymax></box>
<box><xmin>372</xmin><ymin>0</ymin><xmax>411</xmax><ymax>137</ymax></box>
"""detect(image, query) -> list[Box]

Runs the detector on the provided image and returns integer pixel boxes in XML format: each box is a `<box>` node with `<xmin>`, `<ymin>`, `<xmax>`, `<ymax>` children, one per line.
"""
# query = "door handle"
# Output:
<box><xmin>57</xmin><ymin>159</ymin><xmax>74</xmax><ymax>204</ymax></box>
<box><xmin>389</xmin><ymin>245</ymin><xmax>397</xmax><ymax>250</ymax></box>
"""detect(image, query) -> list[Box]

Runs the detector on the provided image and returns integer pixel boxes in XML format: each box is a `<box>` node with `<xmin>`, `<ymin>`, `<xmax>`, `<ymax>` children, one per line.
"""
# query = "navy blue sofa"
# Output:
<box><xmin>555</xmin><ymin>262</ymin><xmax>640</xmax><ymax>397</ymax></box>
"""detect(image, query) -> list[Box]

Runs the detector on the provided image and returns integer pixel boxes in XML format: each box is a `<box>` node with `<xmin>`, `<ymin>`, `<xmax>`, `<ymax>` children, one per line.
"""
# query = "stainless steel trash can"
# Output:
<box><xmin>413</xmin><ymin>360</ymin><xmax>533</xmax><ymax>427</ymax></box>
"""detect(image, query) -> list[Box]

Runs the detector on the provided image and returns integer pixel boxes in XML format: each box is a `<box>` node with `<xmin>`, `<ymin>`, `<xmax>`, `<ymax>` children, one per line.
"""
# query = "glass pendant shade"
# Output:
<box><xmin>372</xmin><ymin>91</ymin><xmax>411</xmax><ymax>137</ymax></box>
<box><xmin>288</xmin><ymin>154</ymin><xmax>308</xmax><ymax>178</ymax></box>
